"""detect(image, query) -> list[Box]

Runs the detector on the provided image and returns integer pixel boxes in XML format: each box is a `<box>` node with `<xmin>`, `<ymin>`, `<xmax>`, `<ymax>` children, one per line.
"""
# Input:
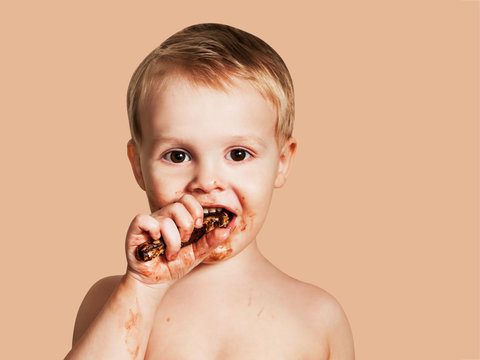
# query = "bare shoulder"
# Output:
<box><xmin>274</xmin><ymin>272</ymin><xmax>355</xmax><ymax>359</ymax></box>
<box><xmin>306</xmin><ymin>286</ymin><xmax>355</xmax><ymax>359</ymax></box>
<box><xmin>72</xmin><ymin>275</ymin><xmax>123</xmax><ymax>346</ymax></box>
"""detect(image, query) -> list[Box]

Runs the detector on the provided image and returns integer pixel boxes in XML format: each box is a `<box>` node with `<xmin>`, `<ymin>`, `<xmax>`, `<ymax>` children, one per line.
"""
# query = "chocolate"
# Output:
<box><xmin>135</xmin><ymin>210</ymin><xmax>230</xmax><ymax>262</ymax></box>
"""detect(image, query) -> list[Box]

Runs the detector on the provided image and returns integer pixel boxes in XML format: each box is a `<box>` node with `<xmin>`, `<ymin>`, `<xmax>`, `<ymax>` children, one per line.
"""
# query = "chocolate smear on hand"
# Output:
<box><xmin>136</xmin><ymin>210</ymin><xmax>230</xmax><ymax>261</ymax></box>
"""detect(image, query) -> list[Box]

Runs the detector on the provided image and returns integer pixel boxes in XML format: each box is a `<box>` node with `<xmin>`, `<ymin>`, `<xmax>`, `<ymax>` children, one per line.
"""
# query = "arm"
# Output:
<box><xmin>66</xmin><ymin>274</ymin><xmax>167</xmax><ymax>360</ymax></box>
<box><xmin>65</xmin><ymin>195</ymin><xmax>233</xmax><ymax>359</ymax></box>
<box><xmin>325</xmin><ymin>297</ymin><xmax>355</xmax><ymax>360</ymax></box>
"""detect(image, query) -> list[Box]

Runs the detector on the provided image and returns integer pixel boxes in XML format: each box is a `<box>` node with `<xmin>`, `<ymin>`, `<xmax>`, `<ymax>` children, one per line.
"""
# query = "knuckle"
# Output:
<box><xmin>133</xmin><ymin>213</ymin><xmax>149</xmax><ymax>225</ymax></box>
<box><xmin>182</xmin><ymin>194</ymin><xmax>201</xmax><ymax>209</ymax></box>
<box><xmin>182</xmin><ymin>216</ymin><xmax>194</xmax><ymax>229</ymax></box>
<box><xmin>180</xmin><ymin>194</ymin><xmax>194</xmax><ymax>202</ymax></box>
<box><xmin>158</xmin><ymin>216</ymin><xmax>175</xmax><ymax>228</ymax></box>
<box><xmin>170</xmin><ymin>202</ymin><xmax>185</xmax><ymax>213</ymax></box>
<box><xmin>133</xmin><ymin>213</ymin><xmax>144</xmax><ymax>222</ymax></box>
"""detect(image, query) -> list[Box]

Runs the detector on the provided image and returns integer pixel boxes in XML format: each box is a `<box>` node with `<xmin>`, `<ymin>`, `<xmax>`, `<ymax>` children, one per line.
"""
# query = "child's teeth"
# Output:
<box><xmin>203</xmin><ymin>207</ymin><xmax>224</xmax><ymax>214</ymax></box>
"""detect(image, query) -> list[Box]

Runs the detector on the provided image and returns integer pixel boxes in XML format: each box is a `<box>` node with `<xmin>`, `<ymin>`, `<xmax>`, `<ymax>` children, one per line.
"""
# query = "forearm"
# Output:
<box><xmin>65</xmin><ymin>274</ymin><xmax>168</xmax><ymax>360</ymax></box>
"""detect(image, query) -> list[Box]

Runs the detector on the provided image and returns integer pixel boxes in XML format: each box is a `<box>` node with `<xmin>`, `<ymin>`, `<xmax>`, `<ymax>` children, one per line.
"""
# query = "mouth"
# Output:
<box><xmin>135</xmin><ymin>206</ymin><xmax>236</xmax><ymax>262</ymax></box>
<box><xmin>202</xmin><ymin>207</ymin><xmax>236</xmax><ymax>228</ymax></box>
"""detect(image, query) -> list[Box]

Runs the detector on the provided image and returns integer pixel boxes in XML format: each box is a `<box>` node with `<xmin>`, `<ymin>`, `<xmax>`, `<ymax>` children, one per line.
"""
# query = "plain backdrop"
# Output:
<box><xmin>0</xmin><ymin>1</ymin><xmax>478</xmax><ymax>359</ymax></box>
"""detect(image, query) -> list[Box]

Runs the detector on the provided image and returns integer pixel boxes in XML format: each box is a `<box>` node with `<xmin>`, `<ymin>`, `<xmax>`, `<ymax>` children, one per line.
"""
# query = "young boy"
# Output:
<box><xmin>66</xmin><ymin>23</ymin><xmax>354</xmax><ymax>359</ymax></box>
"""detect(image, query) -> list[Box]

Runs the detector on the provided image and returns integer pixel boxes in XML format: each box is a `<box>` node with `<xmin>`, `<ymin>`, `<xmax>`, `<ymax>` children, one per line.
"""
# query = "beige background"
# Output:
<box><xmin>0</xmin><ymin>1</ymin><xmax>478</xmax><ymax>359</ymax></box>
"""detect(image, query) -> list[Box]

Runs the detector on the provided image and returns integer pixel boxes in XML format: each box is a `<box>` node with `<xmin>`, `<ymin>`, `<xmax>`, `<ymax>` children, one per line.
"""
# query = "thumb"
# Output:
<box><xmin>191</xmin><ymin>227</ymin><xmax>231</xmax><ymax>261</ymax></box>
<box><xmin>161</xmin><ymin>227</ymin><xmax>233</xmax><ymax>282</ymax></box>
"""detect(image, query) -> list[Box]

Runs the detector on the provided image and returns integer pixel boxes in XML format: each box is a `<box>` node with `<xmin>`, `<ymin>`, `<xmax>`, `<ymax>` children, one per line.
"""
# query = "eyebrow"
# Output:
<box><xmin>226</xmin><ymin>135</ymin><xmax>268</xmax><ymax>149</ymax></box>
<box><xmin>150</xmin><ymin>136</ymin><xmax>188</xmax><ymax>145</ymax></box>
<box><xmin>151</xmin><ymin>134</ymin><xmax>268</xmax><ymax>149</ymax></box>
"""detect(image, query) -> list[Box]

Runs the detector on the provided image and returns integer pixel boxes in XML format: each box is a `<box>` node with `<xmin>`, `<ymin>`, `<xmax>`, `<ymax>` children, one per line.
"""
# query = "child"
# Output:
<box><xmin>65</xmin><ymin>23</ymin><xmax>354</xmax><ymax>359</ymax></box>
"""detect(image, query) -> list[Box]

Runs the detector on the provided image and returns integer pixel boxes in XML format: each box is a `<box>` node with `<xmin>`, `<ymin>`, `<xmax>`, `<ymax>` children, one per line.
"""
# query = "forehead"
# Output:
<box><xmin>139</xmin><ymin>75</ymin><xmax>277</xmax><ymax>145</ymax></box>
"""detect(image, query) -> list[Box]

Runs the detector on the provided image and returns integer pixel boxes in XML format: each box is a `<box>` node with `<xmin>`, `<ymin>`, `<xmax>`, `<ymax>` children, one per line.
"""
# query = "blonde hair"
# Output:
<box><xmin>127</xmin><ymin>23</ymin><xmax>295</xmax><ymax>145</ymax></box>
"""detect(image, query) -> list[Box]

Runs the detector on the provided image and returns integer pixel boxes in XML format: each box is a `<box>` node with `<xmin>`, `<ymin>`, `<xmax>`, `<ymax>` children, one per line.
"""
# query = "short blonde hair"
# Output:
<box><xmin>127</xmin><ymin>23</ymin><xmax>295</xmax><ymax>145</ymax></box>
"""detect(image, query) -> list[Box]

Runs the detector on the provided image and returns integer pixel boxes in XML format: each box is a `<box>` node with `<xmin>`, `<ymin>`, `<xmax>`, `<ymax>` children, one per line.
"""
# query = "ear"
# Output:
<box><xmin>127</xmin><ymin>139</ymin><xmax>146</xmax><ymax>191</ymax></box>
<box><xmin>274</xmin><ymin>137</ymin><xmax>297</xmax><ymax>188</ymax></box>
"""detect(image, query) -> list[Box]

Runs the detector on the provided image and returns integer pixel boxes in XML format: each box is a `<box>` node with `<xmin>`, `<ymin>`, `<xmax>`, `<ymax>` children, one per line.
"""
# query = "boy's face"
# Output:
<box><xmin>128</xmin><ymin>75</ymin><xmax>296</xmax><ymax>263</ymax></box>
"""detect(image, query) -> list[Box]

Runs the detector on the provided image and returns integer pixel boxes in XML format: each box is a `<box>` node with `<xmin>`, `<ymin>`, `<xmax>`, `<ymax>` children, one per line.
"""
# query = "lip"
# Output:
<box><xmin>226</xmin><ymin>214</ymin><xmax>237</xmax><ymax>232</ymax></box>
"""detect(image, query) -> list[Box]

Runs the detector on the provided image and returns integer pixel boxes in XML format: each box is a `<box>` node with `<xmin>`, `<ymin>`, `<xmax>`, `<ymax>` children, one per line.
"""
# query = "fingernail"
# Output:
<box><xmin>195</xmin><ymin>218</ymin><xmax>202</xmax><ymax>227</ymax></box>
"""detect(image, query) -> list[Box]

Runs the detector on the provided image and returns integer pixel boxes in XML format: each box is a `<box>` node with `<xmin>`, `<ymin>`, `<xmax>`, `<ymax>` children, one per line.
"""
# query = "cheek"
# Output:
<box><xmin>143</xmin><ymin>167</ymin><xmax>188</xmax><ymax>210</ymax></box>
<box><xmin>235</xmin><ymin>168</ymin><xmax>276</xmax><ymax>228</ymax></box>
<box><xmin>240</xmin><ymin>164</ymin><xmax>278</xmax><ymax>200</ymax></box>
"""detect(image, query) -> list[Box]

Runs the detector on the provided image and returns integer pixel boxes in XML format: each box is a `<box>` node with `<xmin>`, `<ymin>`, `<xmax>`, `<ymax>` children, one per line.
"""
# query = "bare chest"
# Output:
<box><xmin>144</xmin><ymin>298</ymin><xmax>328</xmax><ymax>360</ymax></box>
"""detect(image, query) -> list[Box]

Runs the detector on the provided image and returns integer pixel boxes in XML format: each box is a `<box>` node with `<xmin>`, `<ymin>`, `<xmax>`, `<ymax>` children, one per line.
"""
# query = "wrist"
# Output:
<box><xmin>122</xmin><ymin>271</ymin><xmax>171</xmax><ymax>303</ymax></box>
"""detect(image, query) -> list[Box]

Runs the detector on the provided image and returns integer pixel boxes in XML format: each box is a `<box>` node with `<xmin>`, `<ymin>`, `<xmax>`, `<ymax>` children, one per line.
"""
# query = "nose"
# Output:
<box><xmin>187</xmin><ymin>160</ymin><xmax>225</xmax><ymax>194</ymax></box>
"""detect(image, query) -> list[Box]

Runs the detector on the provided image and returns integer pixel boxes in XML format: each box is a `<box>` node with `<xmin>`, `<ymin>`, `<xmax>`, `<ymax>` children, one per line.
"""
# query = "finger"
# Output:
<box><xmin>127</xmin><ymin>214</ymin><xmax>161</xmax><ymax>246</ymax></box>
<box><xmin>178</xmin><ymin>194</ymin><xmax>204</xmax><ymax>228</ymax></box>
<box><xmin>163</xmin><ymin>228</ymin><xmax>231</xmax><ymax>279</ymax></box>
<box><xmin>153</xmin><ymin>202</ymin><xmax>195</xmax><ymax>243</ymax></box>
<box><xmin>157</xmin><ymin>217</ymin><xmax>182</xmax><ymax>261</ymax></box>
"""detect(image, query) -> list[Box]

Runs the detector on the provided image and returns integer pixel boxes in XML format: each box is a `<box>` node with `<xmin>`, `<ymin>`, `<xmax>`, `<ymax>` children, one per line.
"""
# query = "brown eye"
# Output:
<box><xmin>227</xmin><ymin>149</ymin><xmax>251</xmax><ymax>162</ymax></box>
<box><xmin>164</xmin><ymin>150</ymin><xmax>191</xmax><ymax>163</ymax></box>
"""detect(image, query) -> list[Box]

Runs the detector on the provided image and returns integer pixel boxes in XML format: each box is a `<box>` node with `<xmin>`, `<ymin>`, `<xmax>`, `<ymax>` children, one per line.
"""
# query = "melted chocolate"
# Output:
<box><xmin>136</xmin><ymin>210</ymin><xmax>230</xmax><ymax>261</ymax></box>
<box><xmin>205</xmin><ymin>238</ymin><xmax>233</xmax><ymax>262</ymax></box>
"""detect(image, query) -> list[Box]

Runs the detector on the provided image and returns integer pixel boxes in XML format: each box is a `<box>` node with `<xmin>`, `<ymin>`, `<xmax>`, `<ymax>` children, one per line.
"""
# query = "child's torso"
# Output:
<box><xmin>144</xmin><ymin>274</ymin><xmax>329</xmax><ymax>359</ymax></box>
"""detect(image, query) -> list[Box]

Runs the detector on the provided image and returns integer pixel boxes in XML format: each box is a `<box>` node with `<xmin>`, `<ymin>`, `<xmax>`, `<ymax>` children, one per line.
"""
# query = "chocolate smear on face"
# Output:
<box><xmin>205</xmin><ymin>238</ymin><xmax>233</xmax><ymax>262</ymax></box>
<box><xmin>136</xmin><ymin>209</ymin><xmax>230</xmax><ymax>261</ymax></box>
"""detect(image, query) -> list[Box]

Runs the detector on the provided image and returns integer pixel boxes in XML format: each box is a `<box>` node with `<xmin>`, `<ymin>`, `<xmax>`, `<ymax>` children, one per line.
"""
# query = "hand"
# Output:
<box><xmin>124</xmin><ymin>195</ymin><xmax>232</xmax><ymax>286</ymax></box>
